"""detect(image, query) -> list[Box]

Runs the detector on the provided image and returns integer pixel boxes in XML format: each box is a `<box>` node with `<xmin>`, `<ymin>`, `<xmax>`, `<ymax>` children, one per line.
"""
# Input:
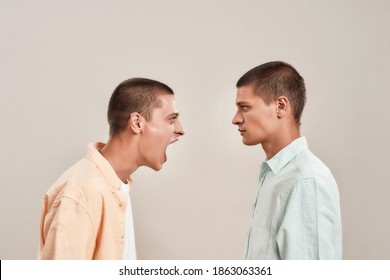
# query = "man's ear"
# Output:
<box><xmin>275</xmin><ymin>96</ymin><xmax>288</xmax><ymax>118</ymax></box>
<box><xmin>128</xmin><ymin>112</ymin><xmax>143</xmax><ymax>134</ymax></box>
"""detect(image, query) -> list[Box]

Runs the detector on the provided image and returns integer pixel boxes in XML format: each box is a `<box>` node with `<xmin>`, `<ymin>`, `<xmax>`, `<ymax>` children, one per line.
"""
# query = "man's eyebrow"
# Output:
<box><xmin>236</xmin><ymin>101</ymin><xmax>250</xmax><ymax>106</ymax></box>
<box><xmin>167</xmin><ymin>112</ymin><xmax>179</xmax><ymax>118</ymax></box>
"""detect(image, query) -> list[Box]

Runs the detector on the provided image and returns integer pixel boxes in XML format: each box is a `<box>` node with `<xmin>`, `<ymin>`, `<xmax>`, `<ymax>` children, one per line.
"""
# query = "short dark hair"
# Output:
<box><xmin>236</xmin><ymin>61</ymin><xmax>306</xmax><ymax>125</ymax></box>
<box><xmin>107</xmin><ymin>78</ymin><xmax>174</xmax><ymax>136</ymax></box>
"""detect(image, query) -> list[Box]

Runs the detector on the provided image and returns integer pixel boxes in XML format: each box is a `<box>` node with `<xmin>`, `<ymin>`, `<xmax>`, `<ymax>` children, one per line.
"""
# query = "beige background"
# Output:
<box><xmin>1</xmin><ymin>0</ymin><xmax>389</xmax><ymax>259</ymax></box>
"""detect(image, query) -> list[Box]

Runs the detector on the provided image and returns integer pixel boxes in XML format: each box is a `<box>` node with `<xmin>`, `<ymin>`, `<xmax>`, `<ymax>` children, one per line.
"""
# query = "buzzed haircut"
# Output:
<box><xmin>236</xmin><ymin>61</ymin><xmax>306</xmax><ymax>125</ymax></box>
<box><xmin>107</xmin><ymin>78</ymin><xmax>174</xmax><ymax>136</ymax></box>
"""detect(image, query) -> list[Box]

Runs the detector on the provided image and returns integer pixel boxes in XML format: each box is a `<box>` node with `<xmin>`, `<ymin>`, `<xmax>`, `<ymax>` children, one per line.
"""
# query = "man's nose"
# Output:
<box><xmin>175</xmin><ymin>120</ymin><xmax>185</xmax><ymax>136</ymax></box>
<box><xmin>232</xmin><ymin>111</ymin><xmax>243</xmax><ymax>125</ymax></box>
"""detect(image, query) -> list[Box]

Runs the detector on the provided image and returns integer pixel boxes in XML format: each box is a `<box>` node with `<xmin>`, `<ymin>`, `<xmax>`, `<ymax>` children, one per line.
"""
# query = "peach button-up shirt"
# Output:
<box><xmin>38</xmin><ymin>143</ymin><xmax>132</xmax><ymax>259</ymax></box>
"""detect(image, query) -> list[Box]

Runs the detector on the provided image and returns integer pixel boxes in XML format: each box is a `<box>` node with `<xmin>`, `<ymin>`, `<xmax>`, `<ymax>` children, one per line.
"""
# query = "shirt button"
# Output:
<box><xmin>119</xmin><ymin>202</ymin><xmax>124</xmax><ymax>207</ymax></box>
<box><xmin>121</xmin><ymin>234</ymin><xmax>125</xmax><ymax>239</ymax></box>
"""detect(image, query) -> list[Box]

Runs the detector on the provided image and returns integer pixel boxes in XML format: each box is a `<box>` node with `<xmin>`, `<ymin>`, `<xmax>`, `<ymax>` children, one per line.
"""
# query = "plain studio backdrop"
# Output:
<box><xmin>1</xmin><ymin>0</ymin><xmax>389</xmax><ymax>260</ymax></box>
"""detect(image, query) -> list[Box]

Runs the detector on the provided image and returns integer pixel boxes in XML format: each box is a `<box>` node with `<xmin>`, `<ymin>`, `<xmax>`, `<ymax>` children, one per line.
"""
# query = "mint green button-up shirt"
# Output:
<box><xmin>245</xmin><ymin>137</ymin><xmax>342</xmax><ymax>259</ymax></box>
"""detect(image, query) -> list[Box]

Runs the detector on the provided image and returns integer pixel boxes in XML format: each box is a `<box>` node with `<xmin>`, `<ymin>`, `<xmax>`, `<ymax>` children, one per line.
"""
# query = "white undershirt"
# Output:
<box><xmin>120</xmin><ymin>182</ymin><xmax>137</xmax><ymax>260</ymax></box>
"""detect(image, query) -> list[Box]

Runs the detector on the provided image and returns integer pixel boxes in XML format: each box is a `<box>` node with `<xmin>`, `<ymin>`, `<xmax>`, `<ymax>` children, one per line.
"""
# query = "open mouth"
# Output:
<box><xmin>164</xmin><ymin>139</ymin><xmax>179</xmax><ymax>162</ymax></box>
<box><xmin>169</xmin><ymin>139</ymin><xmax>179</xmax><ymax>145</ymax></box>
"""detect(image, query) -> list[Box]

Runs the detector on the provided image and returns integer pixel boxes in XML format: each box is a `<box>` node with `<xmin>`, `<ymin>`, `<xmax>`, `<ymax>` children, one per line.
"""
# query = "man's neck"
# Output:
<box><xmin>100</xmin><ymin>136</ymin><xmax>139</xmax><ymax>183</ymax></box>
<box><xmin>262</xmin><ymin>129</ymin><xmax>301</xmax><ymax>160</ymax></box>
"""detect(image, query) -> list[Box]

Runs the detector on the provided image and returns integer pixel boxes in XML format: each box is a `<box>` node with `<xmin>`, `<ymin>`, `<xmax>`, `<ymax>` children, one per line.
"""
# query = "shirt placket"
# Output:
<box><xmin>245</xmin><ymin>162</ymin><xmax>270</xmax><ymax>258</ymax></box>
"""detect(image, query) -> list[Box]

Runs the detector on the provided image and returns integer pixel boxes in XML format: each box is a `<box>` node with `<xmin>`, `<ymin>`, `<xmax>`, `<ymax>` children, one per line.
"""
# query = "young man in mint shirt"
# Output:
<box><xmin>232</xmin><ymin>61</ymin><xmax>342</xmax><ymax>259</ymax></box>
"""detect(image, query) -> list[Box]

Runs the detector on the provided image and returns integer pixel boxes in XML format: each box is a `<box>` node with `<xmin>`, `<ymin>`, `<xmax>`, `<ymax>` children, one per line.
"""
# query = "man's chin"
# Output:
<box><xmin>242</xmin><ymin>138</ymin><xmax>257</xmax><ymax>146</ymax></box>
<box><xmin>148</xmin><ymin>161</ymin><xmax>164</xmax><ymax>171</ymax></box>
<box><xmin>150</xmin><ymin>164</ymin><xmax>163</xmax><ymax>171</ymax></box>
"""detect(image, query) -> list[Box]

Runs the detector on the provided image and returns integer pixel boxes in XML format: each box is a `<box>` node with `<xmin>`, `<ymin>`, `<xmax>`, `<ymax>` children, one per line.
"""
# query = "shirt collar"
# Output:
<box><xmin>265</xmin><ymin>136</ymin><xmax>308</xmax><ymax>175</ymax></box>
<box><xmin>85</xmin><ymin>142</ymin><xmax>132</xmax><ymax>192</ymax></box>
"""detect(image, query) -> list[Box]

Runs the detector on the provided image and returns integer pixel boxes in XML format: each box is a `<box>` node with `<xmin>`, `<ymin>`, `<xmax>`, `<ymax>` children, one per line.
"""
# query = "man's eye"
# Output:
<box><xmin>241</xmin><ymin>106</ymin><xmax>248</xmax><ymax>111</ymax></box>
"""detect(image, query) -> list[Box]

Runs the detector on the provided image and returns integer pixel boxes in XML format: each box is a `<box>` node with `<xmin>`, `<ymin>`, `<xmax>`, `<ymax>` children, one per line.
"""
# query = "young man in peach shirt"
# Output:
<box><xmin>39</xmin><ymin>78</ymin><xmax>185</xmax><ymax>259</ymax></box>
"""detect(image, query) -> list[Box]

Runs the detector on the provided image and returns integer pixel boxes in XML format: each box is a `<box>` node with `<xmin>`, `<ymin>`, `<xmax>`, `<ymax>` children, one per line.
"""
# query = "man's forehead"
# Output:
<box><xmin>158</xmin><ymin>94</ymin><xmax>175</xmax><ymax>106</ymax></box>
<box><xmin>236</xmin><ymin>86</ymin><xmax>259</xmax><ymax>102</ymax></box>
<box><xmin>155</xmin><ymin>94</ymin><xmax>178</xmax><ymax>115</ymax></box>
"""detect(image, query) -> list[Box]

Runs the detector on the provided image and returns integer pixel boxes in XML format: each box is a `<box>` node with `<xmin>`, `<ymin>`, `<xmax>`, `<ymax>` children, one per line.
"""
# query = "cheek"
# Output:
<box><xmin>245</xmin><ymin>113</ymin><xmax>261</xmax><ymax>129</ymax></box>
<box><xmin>143</xmin><ymin>128</ymin><xmax>162</xmax><ymax>149</ymax></box>
<box><xmin>147</xmin><ymin>126</ymin><xmax>173</xmax><ymax>146</ymax></box>
<box><xmin>165</xmin><ymin>124</ymin><xmax>175</xmax><ymax>139</ymax></box>
<box><xmin>246</xmin><ymin>113</ymin><xmax>273</xmax><ymax>136</ymax></box>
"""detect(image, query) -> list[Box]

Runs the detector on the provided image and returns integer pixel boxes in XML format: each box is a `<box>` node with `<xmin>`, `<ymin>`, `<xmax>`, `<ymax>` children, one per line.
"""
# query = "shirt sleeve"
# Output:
<box><xmin>39</xmin><ymin>196</ymin><xmax>97</xmax><ymax>260</ymax></box>
<box><xmin>276</xmin><ymin>178</ymin><xmax>341</xmax><ymax>259</ymax></box>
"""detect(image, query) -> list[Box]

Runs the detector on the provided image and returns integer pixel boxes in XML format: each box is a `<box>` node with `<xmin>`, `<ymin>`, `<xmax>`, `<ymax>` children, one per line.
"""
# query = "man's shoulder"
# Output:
<box><xmin>290</xmin><ymin>150</ymin><xmax>337</xmax><ymax>187</ymax></box>
<box><xmin>277</xmin><ymin>149</ymin><xmax>333</xmax><ymax>180</ymax></box>
<box><xmin>274</xmin><ymin>150</ymin><xmax>339</xmax><ymax>201</ymax></box>
<box><xmin>45</xmin><ymin>157</ymin><xmax>110</xmax><ymax>204</ymax></box>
